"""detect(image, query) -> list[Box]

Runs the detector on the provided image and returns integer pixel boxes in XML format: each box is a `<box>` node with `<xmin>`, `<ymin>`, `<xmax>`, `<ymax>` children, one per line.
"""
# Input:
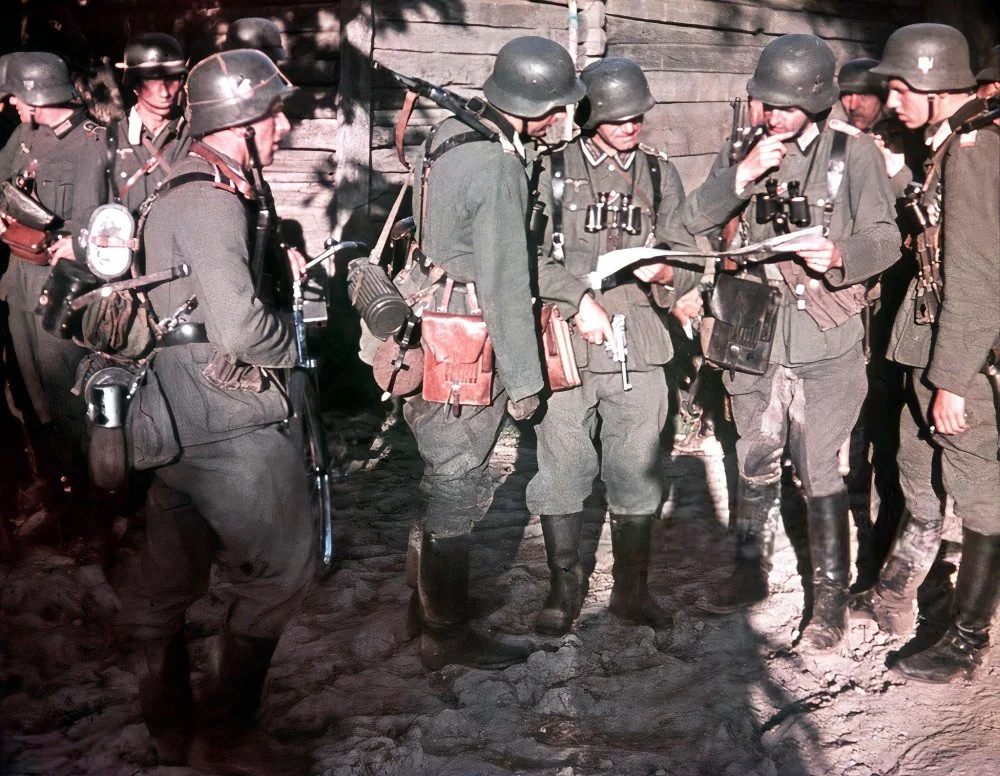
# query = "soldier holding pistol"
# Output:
<box><xmin>682</xmin><ymin>35</ymin><xmax>898</xmax><ymax>652</ymax></box>
<box><xmin>527</xmin><ymin>57</ymin><xmax>700</xmax><ymax>636</ymax></box>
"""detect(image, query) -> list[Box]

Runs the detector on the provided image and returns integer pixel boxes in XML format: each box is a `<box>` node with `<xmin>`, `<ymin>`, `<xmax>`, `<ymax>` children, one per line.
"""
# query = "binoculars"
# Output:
<box><xmin>585</xmin><ymin>192</ymin><xmax>642</xmax><ymax>235</ymax></box>
<box><xmin>755</xmin><ymin>178</ymin><xmax>811</xmax><ymax>231</ymax></box>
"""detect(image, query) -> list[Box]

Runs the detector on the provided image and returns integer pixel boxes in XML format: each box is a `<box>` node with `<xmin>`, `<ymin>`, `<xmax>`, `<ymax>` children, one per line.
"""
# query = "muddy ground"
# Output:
<box><xmin>2</xmin><ymin>407</ymin><xmax>999</xmax><ymax>776</ymax></box>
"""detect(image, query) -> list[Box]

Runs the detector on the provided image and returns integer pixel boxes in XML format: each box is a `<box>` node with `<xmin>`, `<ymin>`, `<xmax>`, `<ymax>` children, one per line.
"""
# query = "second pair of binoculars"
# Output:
<box><xmin>755</xmin><ymin>178</ymin><xmax>811</xmax><ymax>230</ymax></box>
<box><xmin>585</xmin><ymin>192</ymin><xmax>643</xmax><ymax>234</ymax></box>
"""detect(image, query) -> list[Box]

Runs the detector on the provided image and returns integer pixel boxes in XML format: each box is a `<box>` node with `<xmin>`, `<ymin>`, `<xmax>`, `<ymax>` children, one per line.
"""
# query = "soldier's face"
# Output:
<box><xmin>134</xmin><ymin>76</ymin><xmax>183</xmax><ymax>118</ymax></box>
<box><xmin>595</xmin><ymin>118</ymin><xmax>643</xmax><ymax>153</ymax></box>
<box><xmin>885</xmin><ymin>80</ymin><xmax>929</xmax><ymax>129</ymax></box>
<box><xmin>762</xmin><ymin>105</ymin><xmax>809</xmax><ymax>138</ymax></box>
<box><xmin>524</xmin><ymin>108</ymin><xmax>565</xmax><ymax>138</ymax></box>
<box><xmin>839</xmin><ymin>92</ymin><xmax>883</xmax><ymax>131</ymax></box>
<box><xmin>247</xmin><ymin>106</ymin><xmax>291</xmax><ymax>166</ymax></box>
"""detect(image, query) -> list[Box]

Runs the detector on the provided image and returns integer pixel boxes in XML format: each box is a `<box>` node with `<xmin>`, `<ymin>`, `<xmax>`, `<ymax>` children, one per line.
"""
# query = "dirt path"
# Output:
<box><xmin>2</xmin><ymin>409</ymin><xmax>999</xmax><ymax>775</ymax></box>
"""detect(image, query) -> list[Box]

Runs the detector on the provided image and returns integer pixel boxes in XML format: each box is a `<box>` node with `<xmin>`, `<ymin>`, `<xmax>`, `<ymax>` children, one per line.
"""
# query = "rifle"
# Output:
<box><xmin>373</xmin><ymin>61</ymin><xmax>499</xmax><ymax>144</ymax></box>
<box><xmin>955</xmin><ymin>95</ymin><xmax>1000</xmax><ymax>134</ymax></box>
<box><xmin>717</xmin><ymin>99</ymin><xmax>765</xmax><ymax>263</ymax></box>
<box><xmin>244</xmin><ymin>126</ymin><xmax>291</xmax><ymax>306</ymax></box>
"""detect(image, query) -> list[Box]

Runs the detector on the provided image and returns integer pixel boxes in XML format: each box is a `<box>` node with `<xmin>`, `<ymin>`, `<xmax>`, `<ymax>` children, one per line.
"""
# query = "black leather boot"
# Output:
<box><xmin>895</xmin><ymin>529</ymin><xmax>1000</xmax><ymax>683</ymax></box>
<box><xmin>405</xmin><ymin>523</ymin><xmax>422</xmax><ymax>639</ymax></box>
<box><xmin>204</xmin><ymin>631</ymin><xmax>279</xmax><ymax>730</ymax></box>
<box><xmin>192</xmin><ymin>631</ymin><xmax>307</xmax><ymax>776</ymax></box>
<box><xmin>419</xmin><ymin>531</ymin><xmax>531</xmax><ymax>670</ymax></box>
<box><xmin>850</xmin><ymin>508</ymin><xmax>941</xmax><ymax>638</ymax></box>
<box><xmin>535</xmin><ymin>513</ymin><xmax>585</xmax><ymax>636</ymax></box>
<box><xmin>608</xmin><ymin>514</ymin><xmax>672</xmax><ymax>628</ymax></box>
<box><xmin>799</xmin><ymin>492</ymin><xmax>851</xmax><ymax>652</ymax></box>
<box><xmin>696</xmin><ymin>479</ymin><xmax>780</xmax><ymax>614</ymax></box>
<box><xmin>135</xmin><ymin>631</ymin><xmax>195</xmax><ymax>765</ymax></box>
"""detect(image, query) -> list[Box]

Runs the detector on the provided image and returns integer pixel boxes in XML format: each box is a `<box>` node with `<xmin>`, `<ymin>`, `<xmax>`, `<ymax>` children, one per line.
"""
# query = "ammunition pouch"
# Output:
<box><xmin>347</xmin><ymin>257</ymin><xmax>411</xmax><ymax>341</ymax></box>
<box><xmin>420</xmin><ymin>310</ymin><xmax>494</xmax><ymax>414</ymax></box>
<box><xmin>908</xmin><ymin>227</ymin><xmax>942</xmax><ymax>325</ymax></box>
<box><xmin>540</xmin><ymin>302</ymin><xmax>581</xmax><ymax>391</ymax></box>
<box><xmin>36</xmin><ymin>261</ymin><xmax>101</xmax><ymax>339</ymax></box>
<box><xmin>1</xmin><ymin>221</ymin><xmax>53</xmax><ymax>263</ymax></box>
<box><xmin>202</xmin><ymin>350</ymin><xmax>267</xmax><ymax>393</ymax></box>
<box><xmin>705</xmin><ymin>273</ymin><xmax>780</xmax><ymax>375</ymax></box>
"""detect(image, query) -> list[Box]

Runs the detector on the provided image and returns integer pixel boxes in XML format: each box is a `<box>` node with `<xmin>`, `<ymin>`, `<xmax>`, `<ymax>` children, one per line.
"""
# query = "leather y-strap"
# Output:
<box><xmin>395</xmin><ymin>90</ymin><xmax>420</xmax><ymax>169</ymax></box>
<box><xmin>189</xmin><ymin>141</ymin><xmax>256</xmax><ymax>200</ymax></box>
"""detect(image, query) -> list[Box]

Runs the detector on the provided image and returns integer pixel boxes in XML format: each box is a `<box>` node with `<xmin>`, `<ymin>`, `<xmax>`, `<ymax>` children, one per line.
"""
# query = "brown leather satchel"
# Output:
<box><xmin>420</xmin><ymin>279</ymin><xmax>494</xmax><ymax>415</ymax></box>
<box><xmin>540</xmin><ymin>302</ymin><xmax>581</xmax><ymax>391</ymax></box>
<box><xmin>2</xmin><ymin>220</ymin><xmax>52</xmax><ymax>264</ymax></box>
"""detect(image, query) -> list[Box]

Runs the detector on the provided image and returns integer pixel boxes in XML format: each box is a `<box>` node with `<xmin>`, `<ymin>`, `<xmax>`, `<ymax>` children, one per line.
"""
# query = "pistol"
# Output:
<box><xmin>605</xmin><ymin>314</ymin><xmax>632</xmax><ymax>392</ymax></box>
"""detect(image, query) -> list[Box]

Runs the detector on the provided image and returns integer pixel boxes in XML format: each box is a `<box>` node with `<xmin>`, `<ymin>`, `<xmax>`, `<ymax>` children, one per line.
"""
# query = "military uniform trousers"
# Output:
<box><xmin>119</xmin><ymin>423</ymin><xmax>315</xmax><ymax>642</ymax></box>
<box><xmin>726</xmin><ymin>342</ymin><xmax>867</xmax><ymax>498</ymax></box>
<box><xmin>526</xmin><ymin>369</ymin><xmax>669</xmax><ymax>517</ymax></box>
<box><xmin>403</xmin><ymin>388</ymin><xmax>510</xmax><ymax>537</ymax></box>
<box><xmin>897</xmin><ymin>366</ymin><xmax>1000</xmax><ymax>538</ymax></box>
<box><xmin>3</xmin><ymin>262</ymin><xmax>88</xmax><ymax>448</ymax></box>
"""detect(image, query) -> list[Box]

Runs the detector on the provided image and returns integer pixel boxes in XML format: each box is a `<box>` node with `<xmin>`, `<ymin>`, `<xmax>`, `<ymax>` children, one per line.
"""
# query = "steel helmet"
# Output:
<box><xmin>185</xmin><ymin>49</ymin><xmax>296</xmax><ymax>137</ymax></box>
<box><xmin>116</xmin><ymin>33</ymin><xmax>187</xmax><ymax>83</ymax></box>
<box><xmin>837</xmin><ymin>58</ymin><xmax>885</xmax><ymax>96</ymax></box>
<box><xmin>0</xmin><ymin>54</ymin><xmax>12</xmax><ymax>101</ymax></box>
<box><xmin>976</xmin><ymin>44</ymin><xmax>1000</xmax><ymax>84</ymax></box>
<box><xmin>225</xmin><ymin>18</ymin><xmax>287</xmax><ymax>63</ymax></box>
<box><xmin>746</xmin><ymin>34</ymin><xmax>839</xmax><ymax>114</ymax></box>
<box><xmin>578</xmin><ymin>57</ymin><xmax>656</xmax><ymax>130</ymax></box>
<box><xmin>871</xmin><ymin>24</ymin><xmax>976</xmax><ymax>92</ymax></box>
<box><xmin>482</xmin><ymin>36</ymin><xmax>585</xmax><ymax>119</ymax></box>
<box><xmin>4</xmin><ymin>52</ymin><xmax>78</xmax><ymax>107</ymax></box>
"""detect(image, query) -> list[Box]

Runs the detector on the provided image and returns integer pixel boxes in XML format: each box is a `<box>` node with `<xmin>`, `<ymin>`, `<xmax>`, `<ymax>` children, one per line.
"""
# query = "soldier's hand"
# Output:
<box><xmin>671</xmin><ymin>286</ymin><xmax>703</xmax><ymax>326</ymax></box>
<box><xmin>573</xmin><ymin>293</ymin><xmax>614</xmax><ymax>346</ymax></box>
<box><xmin>47</xmin><ymin>236</ymin><xmax>76</xmax><ymax>264</ymax></box>
<box><xmin>633</xmin><ymin>261</ymin><xmax>673</xmax><ymax>285</ymax></box>
<box><xmin>285</xmin><ymin>246</ymin><xmax>307</xmax><ymax>283</ymax></box>
<box><xmin>734</xmin><ymin>132</ymin><xmax>794</xmax><ymax>191</ymax></box>
<box><xmin>794</xmin><ymin>234</ymin><xmax>843</xmax><ymax>274</ymax></box>
<box><xmin>872</xmin><ymin>134</ymin><xmax>906</xmax><ymax>179</ymax></box>
<box><xmin>506</xmin><ymin>393</ymin><xmax>540</xmax><ymax>421</ymax></box>
<box><xmin>931</xmin><ymin>389</ymin><xmax>969</xmax><ymax>435</ymax></box>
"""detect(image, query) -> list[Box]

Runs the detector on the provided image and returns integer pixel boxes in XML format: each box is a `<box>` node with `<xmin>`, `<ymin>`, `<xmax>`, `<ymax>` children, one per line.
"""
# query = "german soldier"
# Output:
<box><xmin>225</xmin><ymin>17</ymin><xmax>287</xmax><ymax>64</ymax></box>
<box><xmin>0</xmin><ymin>52</ymin><xmax>107</xmax><ymax>499</ymax></box>
<box><xmin>682</xmin><ymin>35</ymin><xmax>898</xmax><ymax>651</ymax></box>
<box><xmin>975</xmin><ymin>44</ymin><xmax>999</xmax><ymax>101</ymax></box>
<box><xmin>860</xmin><ymin>25</ymin><xmax>1000</xmax><ymax>683</ymax></box>
<box><xmin>115</xmin><ymin>50</ymin><xmax>313</xmax><ymax>766</ymax></box>
<box><xmin>526</xmin><ymin>57</ymin><xmax>700</xmax><ymax>635</ymax></box>
<box><xmin>109</xmin><ymin>33</ymin><xmax>190</xmax><ymax>214</ymax></box>
<box><xmin>388</xmin><ymin>36</ymin><xmax>583</xmax><ymax>670</ymax></box>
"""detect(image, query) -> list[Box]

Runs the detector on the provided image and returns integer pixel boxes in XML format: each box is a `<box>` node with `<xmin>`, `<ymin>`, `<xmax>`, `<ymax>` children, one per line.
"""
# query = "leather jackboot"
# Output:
<box><xmin>608</xmin><ymin>513</ymin><xmax>672</xmax><ymax>628</ymax></box>
<box><xmin>418</xmin><ymin>530</ymin><xmax>531</xmax><ymax>670</ymax></box>
<box><xmin>850</xmin><ymin>508</ymin><xmax>941</xmax><ymax>638</ymax></box>
<box><xmin>135</xmin><ymin>631</ymin><xmax>195</xmax><ymax>765</ymax></box>
<box><xmin>895</xmin><ymin>529</ymin><xmax>1000</xmax><ymax>683</ymax></box>
<box><xmin>696</xmin><ymin>479</ymin><xmax>780</xmax><ymax>614</ymax></box>
<box><xmin>799</xmin><ymin>492</ymin><xmax>851</xmax><ymax>652</ymax></box>
<box><xmin>535</xmin><ymin>513</ymin><xmax>585</xmax><ymax>636</ymax></box>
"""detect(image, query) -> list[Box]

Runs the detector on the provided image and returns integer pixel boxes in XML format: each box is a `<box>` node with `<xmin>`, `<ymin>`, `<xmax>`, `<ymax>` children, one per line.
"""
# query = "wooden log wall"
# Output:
<box><xmin>367</xmin><ymin>0</ymin><xmax>606</xmax><ymax>234</ymax></box>
<box><xmin>603</xmin><ymin>0</ymin><xmax>928</xmax><ymax>191</ymax></box>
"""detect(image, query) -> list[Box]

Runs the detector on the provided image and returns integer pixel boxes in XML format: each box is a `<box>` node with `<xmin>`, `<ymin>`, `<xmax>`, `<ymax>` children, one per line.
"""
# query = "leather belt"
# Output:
<box><xmin>600</xmin><ymin>270</ymin><xmax>638</xmax><ymax>293</ymax></box>
<box><xmin>158</xmin><ymin>322</ymin><xmax>209</xmax><ymax>347</ymax></box>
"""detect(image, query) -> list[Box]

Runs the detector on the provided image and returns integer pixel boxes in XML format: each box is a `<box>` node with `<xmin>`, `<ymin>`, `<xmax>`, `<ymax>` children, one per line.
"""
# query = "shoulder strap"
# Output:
<box><xmin>417</xmin><ymin>126</ymin><xmax>490</xmax><ymax>247</ymax></box>
<box><xmin>822</xmin><ymin>129</ymin><xmax>849</xmax><ymax>233</ymax></box>
<box><xmin>643</xmin><ymin>150</ymin><xmax>662</xmax><ymax>218</ymax></box>
<box><xmin>549</xmin><ymin>148</ymin><xmax>566</xmax><ymax>237</ymax></box>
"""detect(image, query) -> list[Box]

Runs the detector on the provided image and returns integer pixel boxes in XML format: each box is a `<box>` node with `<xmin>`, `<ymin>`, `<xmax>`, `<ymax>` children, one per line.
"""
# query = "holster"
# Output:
<box><xmin>420</xmin><ymin>280</ymin><xmax>494</xmax><ymax>414</ymax></box>
<box><xmin>540</xmin><ymin>303</ymin><xmax>581</xmax><ymax>391</ymax></box>
<box><xmin>2</xmin><ymin>220</ymin><xmax>52</xmax><ymax>264</ymax></box>
<box><xmin>36</xmin><ymin>261</ymin><xmax>101</xmax><ymax>339</ymax></box>
<box><xmin>705</xmin><ymin>272</ymin><xmax>780</xmax><ymax>376</ymax></box>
